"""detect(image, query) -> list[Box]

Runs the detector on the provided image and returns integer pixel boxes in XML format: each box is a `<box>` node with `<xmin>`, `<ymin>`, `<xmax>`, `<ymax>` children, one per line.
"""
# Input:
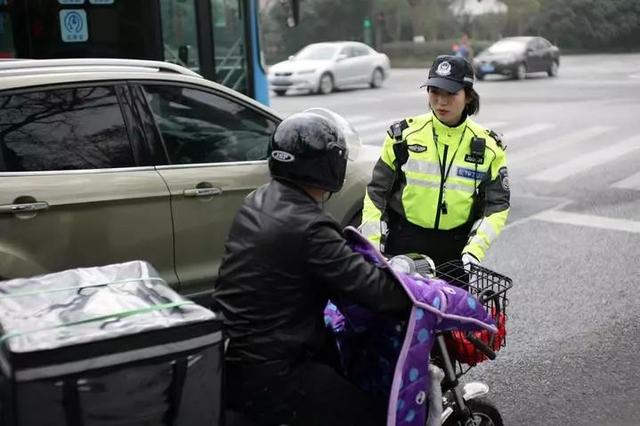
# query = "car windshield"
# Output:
<box><xmin>487</xmin><ymin>40</ymin><xmax>527</xmax><ymax>54</ymax></box>
<box><xmin>295</xmin><ymin>45</ymin><xmax>338</xmax><ymax>60</ymax></box>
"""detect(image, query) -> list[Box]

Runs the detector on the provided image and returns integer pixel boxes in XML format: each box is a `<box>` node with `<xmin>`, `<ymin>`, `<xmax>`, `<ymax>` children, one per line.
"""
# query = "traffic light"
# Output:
<box><xmin>363</xmin><ymin>18</ymin><xmax>372</xmax><ymax>29</ymax></box>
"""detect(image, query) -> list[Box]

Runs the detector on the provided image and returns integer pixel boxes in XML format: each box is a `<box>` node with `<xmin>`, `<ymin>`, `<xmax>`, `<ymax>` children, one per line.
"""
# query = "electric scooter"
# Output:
<box><xmin>394</xmin><ymin>255</ymin><xmax>512</xmax><ymax>426</ymax></box>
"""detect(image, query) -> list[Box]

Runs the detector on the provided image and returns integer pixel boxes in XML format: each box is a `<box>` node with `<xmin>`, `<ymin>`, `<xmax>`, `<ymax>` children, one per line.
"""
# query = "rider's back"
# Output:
<box><xmin>214</xmin><ymin>179</ymin><xmax>339</xmax><ymax>365</ymax></box>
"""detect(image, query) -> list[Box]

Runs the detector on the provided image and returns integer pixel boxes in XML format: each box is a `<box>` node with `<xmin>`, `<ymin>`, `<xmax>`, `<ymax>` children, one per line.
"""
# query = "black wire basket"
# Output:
<box><xmin>436</xmin><ymin>260</ymin><xmax>513</xmax><ymax>367</ymax></box>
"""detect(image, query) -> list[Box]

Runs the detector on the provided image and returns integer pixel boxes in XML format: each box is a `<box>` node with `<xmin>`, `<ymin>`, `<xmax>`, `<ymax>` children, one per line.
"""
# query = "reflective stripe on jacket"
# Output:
<box><xmin>360</xmin><ymin>112</ymin><xmax>510</xmax><ymax>261</ymax></box>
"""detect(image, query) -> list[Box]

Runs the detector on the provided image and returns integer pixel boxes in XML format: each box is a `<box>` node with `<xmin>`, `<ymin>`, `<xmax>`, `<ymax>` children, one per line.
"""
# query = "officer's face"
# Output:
<box><xmin>428</xmin><ymin>86</ymin><xmax>469</xmax><ymax>125</ymax></box>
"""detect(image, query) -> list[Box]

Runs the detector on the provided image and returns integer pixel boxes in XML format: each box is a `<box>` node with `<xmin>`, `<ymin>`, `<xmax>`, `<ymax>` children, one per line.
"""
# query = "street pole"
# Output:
<box><xmin>363</xmin><ymin>17</ymin><xmax>373</xmax><ymax>46</ymax></box>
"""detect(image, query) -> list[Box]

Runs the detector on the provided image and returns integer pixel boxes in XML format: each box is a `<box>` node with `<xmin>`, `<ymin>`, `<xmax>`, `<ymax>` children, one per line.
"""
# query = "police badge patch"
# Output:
<box><xmin>407</xmin><ymin>144</ymin><xmax>427</xmax><ymax>153</ymax></box>
<box><xmin>436</xmin><ymin>61</ymin><xmax>452</xmax><ymax>76</ymax></box>
<box><xmin>499</xmin><ymin>167</ymin><xmax>510</xmax><ymax>190</ymax></box>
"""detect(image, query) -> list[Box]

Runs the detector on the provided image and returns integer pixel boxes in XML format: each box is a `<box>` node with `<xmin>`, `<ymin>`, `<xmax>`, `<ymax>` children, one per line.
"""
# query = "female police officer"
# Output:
<box><xmin>360</xmin><ymin>55</ymin><xmax>510</xmax><ymax>269</ymax></box>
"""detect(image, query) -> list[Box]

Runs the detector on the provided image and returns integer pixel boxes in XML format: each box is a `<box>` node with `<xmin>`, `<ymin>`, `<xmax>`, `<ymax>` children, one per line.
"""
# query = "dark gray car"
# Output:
<box><xmin>473</xmin><ymin>36</ymin><xmax>560</xmax><ymax>80</ymax></box>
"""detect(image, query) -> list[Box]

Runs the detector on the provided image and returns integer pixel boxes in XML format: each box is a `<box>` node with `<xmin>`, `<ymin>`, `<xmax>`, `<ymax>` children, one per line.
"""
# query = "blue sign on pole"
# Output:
<box><xmin>59</xmin><ymin>9</ymin><xmax>88</xmax><ymax>42</ymax></box>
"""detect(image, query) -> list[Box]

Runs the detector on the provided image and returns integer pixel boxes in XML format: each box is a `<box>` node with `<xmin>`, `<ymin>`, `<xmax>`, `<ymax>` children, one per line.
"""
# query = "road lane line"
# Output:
<box><xmin>356</xmin><ymin>120</ymin><xmax>398</xmax><ymax>132</ymax></box>
<box><xmin>503</xmin><ymin>200</ymin><xmax>571</xmax><ymax>230</ymax></box>
<box><xmin>362</xmin><ymin>135</ymin><xmax>384</xmax><ymax>146</ymax></box>
<box><xmin>509</xmin><ymin>125</ymin><xmax>614</xmax><ymax>168</ymax></box>
<box><xmin>503</xmin><ymin>123</ymin><xmax>556</xmax><ymax>141</ymax></box>
<box><xmin>532</xmin><ymin>210</ymin><xmax>640</xmax><ymax>234</ymax></box>
<box><xmin>346</xmin><ymin>115</ymin><xmax>374</xmax><ymax>125</ymax></box>
<box><xmin>482</xmin><ymin>121</ymin><xmax>508</xmax><ymax>129</ymax></box>
<box><xmin>612</xmin><ymin>171</ymin><xmax>640</xmax><ymax>191</ymax></box>
<box><xmin>528</xmin><ymin>134</ymin><xmax>640</xmax><ymax>182</ymax></box>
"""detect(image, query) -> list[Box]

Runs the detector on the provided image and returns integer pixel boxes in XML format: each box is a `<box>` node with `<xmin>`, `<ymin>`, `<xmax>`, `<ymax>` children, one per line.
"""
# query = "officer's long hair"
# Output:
<box><xmin>465</xmin><ymin>87</ymin><xmax>480</xmax><ymax>115</ymax></box>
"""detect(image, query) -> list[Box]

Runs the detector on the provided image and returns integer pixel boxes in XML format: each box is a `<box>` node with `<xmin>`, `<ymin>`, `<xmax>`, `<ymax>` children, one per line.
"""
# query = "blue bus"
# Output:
<box><xmin>0</xmin><ymin>0</ymin><xmax>298</xmax><ymax>105</ymax></box>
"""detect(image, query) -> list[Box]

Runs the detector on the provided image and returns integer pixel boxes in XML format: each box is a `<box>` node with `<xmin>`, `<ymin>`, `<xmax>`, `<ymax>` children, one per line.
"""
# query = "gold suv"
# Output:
<box><xmin>0</xmin><ymin>59</ymin><xmax>375</xmax><ymax>304</ymax></box>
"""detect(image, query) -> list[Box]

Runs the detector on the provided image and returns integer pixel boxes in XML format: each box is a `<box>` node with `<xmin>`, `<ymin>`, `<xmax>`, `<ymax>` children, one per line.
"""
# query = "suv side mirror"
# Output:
<box><xmin>288</xmin><ymin>55</ymin><xmax>295</xmax><ymax>61</ymax></box>
<box><xmin>336</xmin><ymin>54</ymin><xmax>348</xmax><ymax>62</ymax></box>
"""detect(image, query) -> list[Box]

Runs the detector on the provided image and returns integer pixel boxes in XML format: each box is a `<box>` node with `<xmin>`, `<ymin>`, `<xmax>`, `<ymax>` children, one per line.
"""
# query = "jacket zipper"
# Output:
<box><xmin>434</xmin><ymin>145</ymin><xmax>448</xmax><ymax>230</ymax></box>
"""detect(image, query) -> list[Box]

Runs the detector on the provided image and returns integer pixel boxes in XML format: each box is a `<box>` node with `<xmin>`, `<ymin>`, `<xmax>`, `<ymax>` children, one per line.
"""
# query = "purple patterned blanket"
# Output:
<box><xmin>324</xmin><ymin>227</ymin><xmax>496</xmax><ymax>426</ymax></box>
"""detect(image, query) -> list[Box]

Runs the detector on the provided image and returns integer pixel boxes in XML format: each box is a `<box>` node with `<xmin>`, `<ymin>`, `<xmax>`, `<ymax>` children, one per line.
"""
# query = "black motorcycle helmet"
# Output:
<box><xmin>269</xmin><ymin>109</ymin><xmax>354</xmax><ymax>193</ymax></box>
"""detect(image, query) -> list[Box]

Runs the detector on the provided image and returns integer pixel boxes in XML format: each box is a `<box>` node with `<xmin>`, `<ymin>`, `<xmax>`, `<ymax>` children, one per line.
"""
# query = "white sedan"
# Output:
<box><xmin>268</xmin><ymin>41</ymin><xmax>391</xmax><ymax>96</ymax></box>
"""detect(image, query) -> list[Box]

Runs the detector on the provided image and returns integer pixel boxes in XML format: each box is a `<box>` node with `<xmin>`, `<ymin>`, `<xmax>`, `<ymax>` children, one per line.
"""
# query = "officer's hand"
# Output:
<box><xmin>461</xmin><ymin>253</ymin><xmax>480</xmax><ymax>273</ymax></box>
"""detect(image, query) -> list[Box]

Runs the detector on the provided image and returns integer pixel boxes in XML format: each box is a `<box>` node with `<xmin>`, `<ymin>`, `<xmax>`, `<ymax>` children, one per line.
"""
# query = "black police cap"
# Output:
<box><xmin>421</xmin><ymin>55</ymin><xmax>475</xmax><ymax>93</ymax></box>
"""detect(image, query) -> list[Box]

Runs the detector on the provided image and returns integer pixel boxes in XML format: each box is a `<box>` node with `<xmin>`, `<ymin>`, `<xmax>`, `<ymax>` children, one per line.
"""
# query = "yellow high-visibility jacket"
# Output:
<box><xmin>360</xmin><ymin>112</ymin><xmax>510</xmax><ymax>261</ymax></box>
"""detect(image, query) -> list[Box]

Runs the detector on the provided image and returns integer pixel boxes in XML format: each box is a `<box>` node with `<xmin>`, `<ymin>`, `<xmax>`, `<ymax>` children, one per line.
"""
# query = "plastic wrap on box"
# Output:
<box><xmin>0</xmin><ymin>261</ymin><xmax>224</xmax><ymax>426</ymax></box>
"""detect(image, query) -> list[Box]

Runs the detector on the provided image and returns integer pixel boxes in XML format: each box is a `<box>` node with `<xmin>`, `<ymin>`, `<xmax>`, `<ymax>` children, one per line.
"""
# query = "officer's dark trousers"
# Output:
<box><xmin>225</xmin><ymin>360</ymin><xmax>384</xmax><ymax>426</ymax></box>
<box><xmin>385</xmin><ymin>212</ymin><xmax>472</xmax><ymax>267</ymax></box>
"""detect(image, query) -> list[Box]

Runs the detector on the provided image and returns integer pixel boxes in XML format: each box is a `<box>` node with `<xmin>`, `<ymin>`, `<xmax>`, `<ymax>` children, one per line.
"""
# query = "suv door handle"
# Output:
<box><xmin>0</xmin><ymin>202</ymin><xmax>50</xmax><ymax>214</ymax></box>
<box><xmin>183</xmin><ymin>187</ymin><xmax>223</xmax><ymax>197</ymax></box>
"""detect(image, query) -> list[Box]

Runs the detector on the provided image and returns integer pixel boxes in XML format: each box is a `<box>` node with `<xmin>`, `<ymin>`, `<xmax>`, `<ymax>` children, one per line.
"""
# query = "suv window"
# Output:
<box><xmin>0</xmin><ymin>86</ymin><xmax>135</xmax><ymax>172</ymax></box>
<box><xmin>143</xmin><ymin>85</ymin><xmax>276</xmax><ymax>164</ymax></box>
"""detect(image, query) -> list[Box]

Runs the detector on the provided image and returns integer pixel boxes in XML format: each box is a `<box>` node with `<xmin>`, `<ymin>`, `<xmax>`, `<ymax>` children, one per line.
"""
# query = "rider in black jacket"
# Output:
<box><xmin>214</xmin><ymin>109</ymin><xmax>411</xmax><ymax>426</ymax></box>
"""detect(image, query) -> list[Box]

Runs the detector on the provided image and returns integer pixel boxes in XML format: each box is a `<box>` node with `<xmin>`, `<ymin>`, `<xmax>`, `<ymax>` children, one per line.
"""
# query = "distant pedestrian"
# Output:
<box><xmin>453</xmin><ymin>32</ymin><xmax>474</xmax><ymax>61</ymax></box>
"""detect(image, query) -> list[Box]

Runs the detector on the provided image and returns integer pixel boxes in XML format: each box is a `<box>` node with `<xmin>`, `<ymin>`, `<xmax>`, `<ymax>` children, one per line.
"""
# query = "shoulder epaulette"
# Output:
<box><xmin>486</xmin><ymin>129</ymin><xmax>507</xmax><ymax>151</ymax></box>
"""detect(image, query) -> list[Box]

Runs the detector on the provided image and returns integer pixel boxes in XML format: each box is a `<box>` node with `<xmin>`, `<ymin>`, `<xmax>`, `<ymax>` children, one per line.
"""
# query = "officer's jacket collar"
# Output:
<box><xmin>431</xmin><ymin>113</ymin><xmax>468</xmax><ymax>146</ymax></box>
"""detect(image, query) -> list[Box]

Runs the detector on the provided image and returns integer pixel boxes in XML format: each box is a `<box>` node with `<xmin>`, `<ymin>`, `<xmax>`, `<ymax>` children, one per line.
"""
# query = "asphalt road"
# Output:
<box><xmin>271</xmin><ymin>54</ymin><xmax>640</xmax><ymax>425</ymax></box>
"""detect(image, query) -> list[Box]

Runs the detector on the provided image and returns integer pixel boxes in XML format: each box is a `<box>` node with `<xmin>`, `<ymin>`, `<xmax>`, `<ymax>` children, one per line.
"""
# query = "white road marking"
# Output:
<box><xmin>509</xmin><ymin>125</ymin><xmax>614</xmax><ymax>168</ymax></box>
<box><xmin>356</xmin><ymin>121</ymin><xmax>395</xmax><ymax>133</ymax></box>
<box><xmin>612</xmin><ymin>171</ymin><xmax>640</xmax><ymax>191</ymax></box>
<box><xmin>532</xmin><ymin>210</ymin><xmax>640</xmax><ymax>234</ymax></box>
<box><xmin>528</xmin><ymin>134</ymin><xmax>640</xmax><ymax>182</ymax></box>
<box><xmin>503</xmin><ymin>200</ymin><xmax>571</xmax><ymax>230</ymax></box>
<box><xmin>482</xmin><ymin>121</ymin><xmax>508</xmax><ymax>129</ymax></box>
<box><xmin>346</xmin><ymin>115</ymin><xmax>374</xmax><ymax>125</ymax></box>
<box><xmin>503</xmin><ymin>123</ymin><xmax>556</xmax><ymax>141</ymax></box>
<box><xmin>362</xmin><ymin>135</ymin><xmax>385</xmax><ymax>146</ymax></box>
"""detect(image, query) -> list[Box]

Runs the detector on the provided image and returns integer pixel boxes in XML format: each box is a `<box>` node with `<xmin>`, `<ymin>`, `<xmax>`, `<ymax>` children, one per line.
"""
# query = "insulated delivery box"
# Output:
<box><xmin>0</xmin><ymin>261</ymin><xmax>224</xmax><ymax>426</ymax></box>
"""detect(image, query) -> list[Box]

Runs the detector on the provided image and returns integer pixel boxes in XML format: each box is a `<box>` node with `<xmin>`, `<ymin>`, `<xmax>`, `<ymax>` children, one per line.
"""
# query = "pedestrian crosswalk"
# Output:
<box><xmin>346</xmin><ymin>115</ymin><xmax>640</xmax><ymax>191</ymax></box>
<box><xmin>532</xmin><ymin>209</ymin><xmax>640</xmax><ymax>234</ymax></box>
<box><xmin>502</xmin><ymin>123</ymin><xmax>557</xmax><ymax>140</ymax></box>
<box><xmin>507</xmin><ymin>125</ymin><xmax>614</xmax><ymax>169</ymax></box>
<box><xmin>613</xmin><ymin>171</ymin><xmax>640</xmax><ymax>190</ymax></box>
<box><xmin>527</xmin><ymin>134</ymin><xmax>640</xmax><ymax>182</ymax></box>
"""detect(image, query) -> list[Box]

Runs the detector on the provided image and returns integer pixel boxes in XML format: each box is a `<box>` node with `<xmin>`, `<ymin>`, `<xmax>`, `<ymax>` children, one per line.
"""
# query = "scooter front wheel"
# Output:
<box><xmin>443</xmin><ymin>397</ymin><xmax>503</xmax><ymax>426</ymax></box>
